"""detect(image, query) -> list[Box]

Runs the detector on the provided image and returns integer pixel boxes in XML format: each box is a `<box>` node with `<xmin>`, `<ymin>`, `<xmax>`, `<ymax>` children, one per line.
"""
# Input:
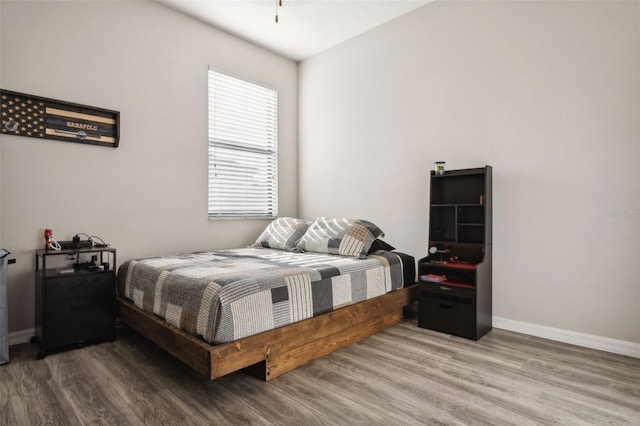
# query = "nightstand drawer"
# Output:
<box><xmin>46</xmin><ymin>272</ymin><xmax>114</xmax><ymax>300</ymax></box>
<box><xmin>418</xmin><ymin>291</ymin><xmax>476</xmax><ymax>339</ymax></box>
<box><xmin>45</xmin><ymin>296</ymin><xmax>115</xmax><ymax>348</ymax></box>
<box><xmin>419</xmin><ymin>281</ymin><xmax>475</xmax><ymax>299</ymax></box>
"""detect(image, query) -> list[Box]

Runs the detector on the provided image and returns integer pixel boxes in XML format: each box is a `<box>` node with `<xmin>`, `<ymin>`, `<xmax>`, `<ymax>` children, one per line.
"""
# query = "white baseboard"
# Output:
<box><xmin>493</xmin><ymin>317</ymin><xmax>640</xmax><ymax>359</ymax></box>
<box><xmin>9</xmin><ymin>328</ymin><xmax>35</xmax><ymax>346</ymax></box>
<box><xmin>9</xmin><ymin>320</ymin><xmax>640</xmax><ymax>359</ymax></box>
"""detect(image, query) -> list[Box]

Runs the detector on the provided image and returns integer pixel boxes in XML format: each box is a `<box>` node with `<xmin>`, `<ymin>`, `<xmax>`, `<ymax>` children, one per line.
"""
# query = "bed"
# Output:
<box><xmin>116</xmin><ymin>217</ymin><xmax>417</xmax><ymax>380</ymax></box>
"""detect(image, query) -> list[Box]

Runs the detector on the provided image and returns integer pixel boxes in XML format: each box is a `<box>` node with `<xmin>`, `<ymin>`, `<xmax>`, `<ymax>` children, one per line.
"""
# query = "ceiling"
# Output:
<box><xmin>158</xmin><ymin>0</ymin><xmax>431</xmax><ymax>61</ymax></box>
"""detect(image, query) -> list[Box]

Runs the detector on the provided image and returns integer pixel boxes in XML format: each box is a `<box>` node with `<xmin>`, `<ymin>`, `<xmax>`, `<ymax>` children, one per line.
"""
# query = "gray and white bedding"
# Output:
<box><xmin>117</xmin><ymin>247</ymin><xmax>406</xmax><ymax>344</ymax></box>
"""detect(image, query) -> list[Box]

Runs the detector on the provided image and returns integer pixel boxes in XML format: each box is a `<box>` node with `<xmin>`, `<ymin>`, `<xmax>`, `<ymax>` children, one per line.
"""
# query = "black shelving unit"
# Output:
<box><xmin>418</xmin><ymin>166</ymin><xmax>492</xmax><ymax>340</ymax></box>
<box><xmin>34</xmin><ymin>247</ymin><xmax>117</xmax><ymax>358</ymax></box>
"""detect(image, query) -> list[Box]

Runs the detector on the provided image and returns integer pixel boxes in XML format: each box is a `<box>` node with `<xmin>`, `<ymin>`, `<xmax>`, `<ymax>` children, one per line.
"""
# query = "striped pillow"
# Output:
<box><xmin>253</xmin><ymin>217</ymin><xmax>309</xmax><ymax>251</ymax></box>
<box><xmin>296</xmin><ymin>217</ymin><xmax>384</xmax><ymax>258</ymax></box>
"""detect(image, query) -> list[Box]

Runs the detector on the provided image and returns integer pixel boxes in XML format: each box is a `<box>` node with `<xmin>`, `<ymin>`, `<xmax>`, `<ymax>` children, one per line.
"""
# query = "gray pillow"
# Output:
<box><xmin>253</xmin><ymin>217</ymin><xmax>309</xmax><ymax>251</ymax></box>
<box><xmin>296</xmin><ymin>217</ymin><xmax>384</xmax><ymax>258</ymax></box>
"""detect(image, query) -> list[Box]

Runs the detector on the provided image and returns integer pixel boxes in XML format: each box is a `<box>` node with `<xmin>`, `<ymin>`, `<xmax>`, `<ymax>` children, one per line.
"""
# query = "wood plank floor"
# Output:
<box><xmin>1</xmin><ymin>308</ymin><xmax>639</xmax><ymax>425</ymax></box>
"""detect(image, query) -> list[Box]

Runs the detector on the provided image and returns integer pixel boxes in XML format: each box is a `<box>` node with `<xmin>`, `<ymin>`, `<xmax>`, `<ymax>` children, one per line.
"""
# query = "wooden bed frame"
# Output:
<box><xmin>117</xmin><ymin>284</ymin><xmax>417</xmax><ymax>381</ymax></box>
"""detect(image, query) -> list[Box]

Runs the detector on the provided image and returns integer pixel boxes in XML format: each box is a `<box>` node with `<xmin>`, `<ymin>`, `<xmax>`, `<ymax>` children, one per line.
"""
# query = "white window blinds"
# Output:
<box><xmin>208</xmin><ymin>68</ymin><xmax>278</xmax><ymax>219</ymax></box>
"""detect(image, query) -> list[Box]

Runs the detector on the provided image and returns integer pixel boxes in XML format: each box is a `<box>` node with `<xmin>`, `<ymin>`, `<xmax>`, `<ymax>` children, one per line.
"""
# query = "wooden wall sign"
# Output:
<box><xmin>0</xmin><ymin>89</ymin><xmax>119</xmax><ymax>148</ymax></box>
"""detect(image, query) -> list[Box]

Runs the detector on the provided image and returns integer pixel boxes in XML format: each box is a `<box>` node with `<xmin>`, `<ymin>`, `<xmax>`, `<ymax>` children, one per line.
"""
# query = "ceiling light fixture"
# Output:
<box><xmin>275</xmin><ymin>0</ymin><xmax>283</xmax><ymax>23</ymax></box>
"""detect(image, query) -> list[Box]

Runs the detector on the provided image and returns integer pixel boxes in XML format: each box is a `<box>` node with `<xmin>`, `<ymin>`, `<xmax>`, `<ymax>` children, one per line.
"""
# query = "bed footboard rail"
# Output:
<box><xmin>117</xmin><ymin>284</ymin><xmax>417</xmax><ymax>381</ymax></box>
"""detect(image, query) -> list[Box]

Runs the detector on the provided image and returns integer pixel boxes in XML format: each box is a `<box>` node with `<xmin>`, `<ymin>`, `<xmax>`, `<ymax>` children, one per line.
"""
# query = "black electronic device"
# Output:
<box><xmin>73</xmin><ymin>262</ymin><xmax>98</xmax><ymax>271</ymax></box>
<box><xmin>59</xmin><ymin>240</ymin><xmax>92</xmax><ymax>250</ymax></box>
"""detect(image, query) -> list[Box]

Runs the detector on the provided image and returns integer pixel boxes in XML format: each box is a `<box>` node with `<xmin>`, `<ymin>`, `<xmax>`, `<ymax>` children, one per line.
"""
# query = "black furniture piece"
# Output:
<box><xmin>418</xmin><ymin>166</ymin><xmax>492</xmax><ymax>340</ymax></box>
<box><xmin>1</xmin><ymin>249</ymin><xmax>14</xmax><ymax>365</ymax></box>
<box><xmin>34</xmin><ymin>246</ymin><xmax>116</xmax><ymax>358</ymax></box>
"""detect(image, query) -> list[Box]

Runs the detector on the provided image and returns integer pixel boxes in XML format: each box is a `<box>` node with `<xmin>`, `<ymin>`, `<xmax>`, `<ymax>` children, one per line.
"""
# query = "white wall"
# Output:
<box><xmin>0</xmin><ymin>0</ymin><xmax>298</xmax><ymax>333</ymax></box>
<box><xmin>299</xmin><ymin>1</ymin><xmax>640</xmax><ymax>343</ymax></box>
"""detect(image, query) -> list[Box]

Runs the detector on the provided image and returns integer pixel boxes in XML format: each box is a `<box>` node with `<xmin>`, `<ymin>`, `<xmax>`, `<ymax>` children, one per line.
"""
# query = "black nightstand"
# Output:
<box><xmin>418</xmin><ymin>166</ymin><xmax>492</xmax><ymax>340</ymax></box>
<box><xmin>34</xmin><ymin>247</ymin><xmax>116</xmax><ymax>358</ymax></box>
<box><xmin>417</xmin><ymin>260</ymin><xmax>491</xmax><ymax>340</ymax></box>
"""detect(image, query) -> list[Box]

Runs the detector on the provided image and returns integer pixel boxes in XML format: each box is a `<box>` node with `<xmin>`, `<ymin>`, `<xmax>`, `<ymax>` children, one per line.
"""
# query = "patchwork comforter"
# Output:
<box><xmin>117</xmin><ymin>247</ymin><xmax>404</xmax><ymax>344</ymax></box>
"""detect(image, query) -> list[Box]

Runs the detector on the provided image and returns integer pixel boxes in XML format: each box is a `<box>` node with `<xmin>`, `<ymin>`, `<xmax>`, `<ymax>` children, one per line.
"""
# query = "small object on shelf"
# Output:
<box><xmin>43</xmin><ymin>228</ymin><xmax>52</xmax><ymax>249</ymax></box>
<box><xmin>428</xmin><ymin>245</ymin><xmax>450</xmax><ymax>263</ymax></box>
<box><xmin>43</xmin><ymin>228</ymin><xmax>61</xmax><ymax>250</ymax></box>
<box><xmin>420</xmin><ymin>274</ymin><xmax>447</xmax><ymax>283</ymax></box>
<box><xmin>434</xmin><ymin>161</ymin><xmax>445</xmax><ymax>175</ymax></box>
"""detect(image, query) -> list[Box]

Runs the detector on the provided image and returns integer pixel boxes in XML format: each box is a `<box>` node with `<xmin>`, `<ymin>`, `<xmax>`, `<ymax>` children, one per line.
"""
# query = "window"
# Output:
<box><xmin>208</xmin><ymin>68</ymin><xmax>278</xmax><ymax>219</ymax></box>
